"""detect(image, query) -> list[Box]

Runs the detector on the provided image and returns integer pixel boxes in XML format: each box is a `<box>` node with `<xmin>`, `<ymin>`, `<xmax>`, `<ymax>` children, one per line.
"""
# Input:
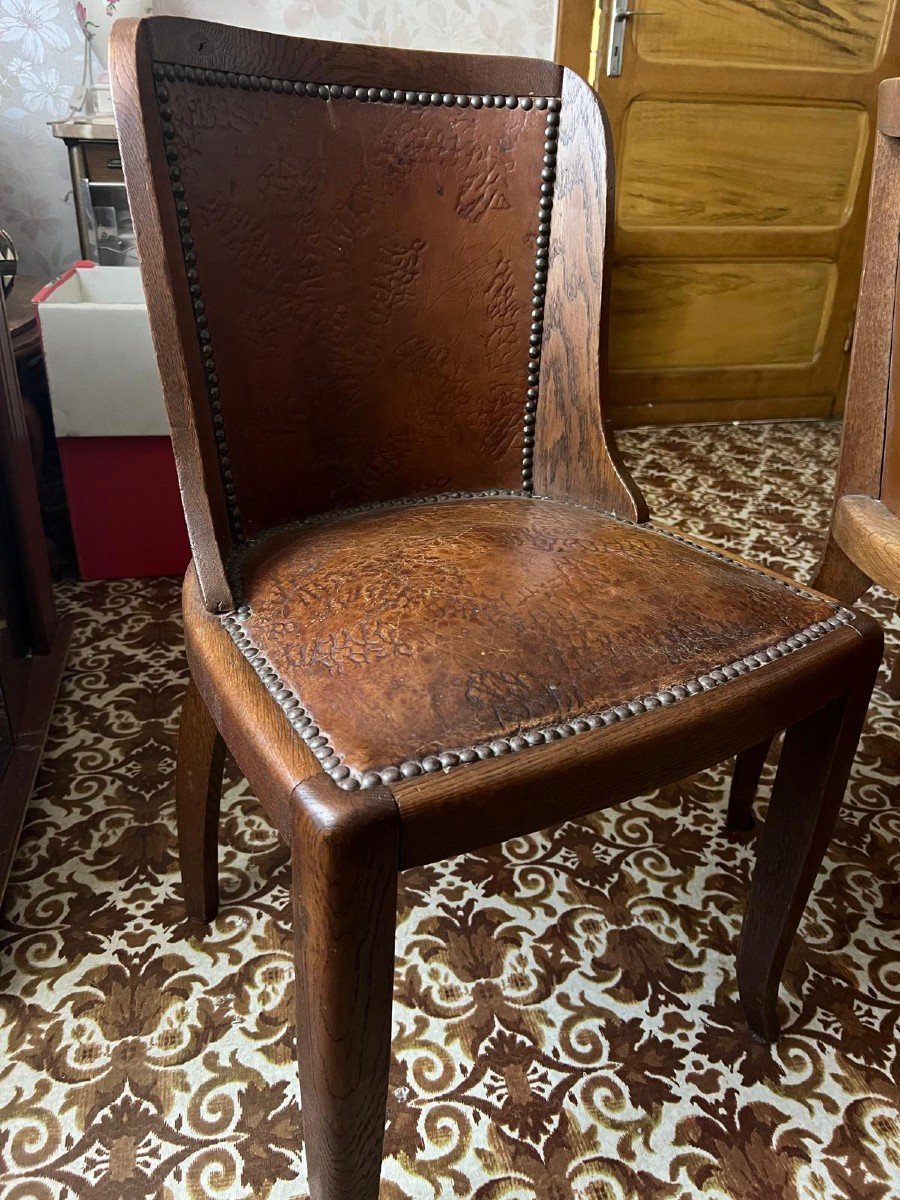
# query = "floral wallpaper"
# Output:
<box><xmin>0</xmin><ymin>0</ymin><xmax>559</xmax><ymax>280</ymax></box>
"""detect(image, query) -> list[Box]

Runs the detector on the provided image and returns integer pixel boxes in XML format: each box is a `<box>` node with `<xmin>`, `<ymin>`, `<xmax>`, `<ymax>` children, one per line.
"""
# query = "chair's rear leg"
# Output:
<box><xmin>737</xmin><ymin>632</ymin><xmax>881</xmax><ymax>1042</ymax></box>
<box><xmin>292</xmin><ymin>776</ymin><xmax>399</xmax><ymax>1200</ymax></box>
<box><xmin>176</xmin><ymin>676</ymin><xmax>226</xmax><ymax>923</ymax></box>
<box><xmin>727</xmin><ymin>738</ymin><xmax>773</xmax><ymax>831</ymax></box>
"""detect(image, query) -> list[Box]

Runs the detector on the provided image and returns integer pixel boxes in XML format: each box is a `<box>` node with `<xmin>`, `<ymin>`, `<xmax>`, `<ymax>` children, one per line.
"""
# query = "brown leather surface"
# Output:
<box><xmin>162</xmin><ymin>75</ymin><xmax>547</xmax><ymax>537</ymax></box>
<box><xmin>225</xmin><ymin>494</ymin><xmax>838</xmax><ymax>778</ymax></box>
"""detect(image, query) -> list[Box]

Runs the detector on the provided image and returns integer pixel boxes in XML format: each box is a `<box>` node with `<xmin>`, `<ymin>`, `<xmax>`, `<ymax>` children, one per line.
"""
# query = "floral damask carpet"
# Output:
<box><xmin>1</xmin><ymin>421</ymin><xmax>899</xmax><ymax>1200</ymax></box>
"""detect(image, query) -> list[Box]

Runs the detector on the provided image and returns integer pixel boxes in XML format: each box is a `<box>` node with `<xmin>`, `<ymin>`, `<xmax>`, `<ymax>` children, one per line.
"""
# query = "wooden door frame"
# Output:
<box><xmin>555</xmin><ymin>0</ymin><xmax>594</xmax><ymax>79</ymax></box>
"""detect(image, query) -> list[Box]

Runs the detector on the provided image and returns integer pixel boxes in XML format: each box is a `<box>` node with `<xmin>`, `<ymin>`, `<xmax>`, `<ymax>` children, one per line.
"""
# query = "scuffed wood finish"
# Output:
<box><xmin>533</xmin><ymin>68</ymin><xmax>646</xmax><ymax>521</ymax></box>
<box><xmin>814</xmin><ymin>94</ymin><xmax>900</xmax><ymax>604</ymax></box>
<box><xmin>875</xmin><ymin>90</ymin><xmax>900</xmax><ymax>522</ymax></box>
<box><xmin>879</xmin><ymin>307</ymin><xmax>900</xmax><ymax>519</ymax></box>
<box><xmin>176</xmin><ymin>676</ymin><xmax>226</xmax><ymax>922</ymax></box>
<box><xmin>826</xmin><ymin>124</ymin><xmax>900</xmax><ymax>501</ymax></box>
<box><xmin>738</xmin><ymin>628</ymin><xmax>882</xmax><ymax>1041</ymax></box>
<box><xmin>292</xmin><ymin>775</ymin><xmax>399</xmax><ymax>1200</ymax></box>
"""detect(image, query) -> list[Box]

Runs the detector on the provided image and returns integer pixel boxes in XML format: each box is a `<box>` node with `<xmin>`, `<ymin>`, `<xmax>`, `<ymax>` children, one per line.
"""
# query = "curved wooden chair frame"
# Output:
<box><xmin>111</xmin><ymin>19</ymin><xmax>882</xmax><ymax>1199</ymax></box>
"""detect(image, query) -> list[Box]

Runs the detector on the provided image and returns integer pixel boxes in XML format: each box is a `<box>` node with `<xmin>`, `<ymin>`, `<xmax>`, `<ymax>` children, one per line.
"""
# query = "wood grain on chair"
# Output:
<box><xmin>814</xmin><ymin>78</ymin><xmax>900</xmax><ymax>606</ymax></box>
<box><xmin>111</xmin><ymin>19</ymin><xmax>883</xmax><ymax>1198</ymax></box>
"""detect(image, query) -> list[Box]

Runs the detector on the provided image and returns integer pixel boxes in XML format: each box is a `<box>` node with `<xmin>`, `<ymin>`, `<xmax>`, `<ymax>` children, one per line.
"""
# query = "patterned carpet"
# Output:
<box><xmin>1</xmin><ymin>421</ymin><xmax>899</xmax><ymax>1200</ymax></box>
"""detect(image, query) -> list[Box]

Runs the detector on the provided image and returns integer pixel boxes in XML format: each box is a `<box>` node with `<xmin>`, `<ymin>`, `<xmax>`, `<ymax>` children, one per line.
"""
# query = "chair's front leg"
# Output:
<box><xmin>737</xmin><ymin>624</ymin><xmax>882</xmax><ymax>1042</ymax></box>
<box><xmin>176</xmin><ymin>676</ymin><xmax>226</xmax><ymax>922</ymax></box>
<box><xmin>292</xmin><ymin>775</ymin><xmax>399</xmax><ymax>1200</ymax></box>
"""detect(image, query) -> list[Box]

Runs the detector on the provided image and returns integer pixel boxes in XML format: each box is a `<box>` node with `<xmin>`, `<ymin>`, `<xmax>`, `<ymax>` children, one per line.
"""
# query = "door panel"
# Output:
<box><xmin>610</xmin><ymin>260</ymin><xmax>837</xmax><ymax>371</ymax></box>
<box><xmin>618</xmin><ymin>100</ymin><xmax>868</xmax><ymax>229</ymax></box>
<box><xmin>636</xmin><ymin>0</ymin><xmax>895</xmax><ymax>73</ymax></box>
<box><xmin>555</xmin><ymin>0</ymin><xmax>900</xmax><ymax>425</ymax></box>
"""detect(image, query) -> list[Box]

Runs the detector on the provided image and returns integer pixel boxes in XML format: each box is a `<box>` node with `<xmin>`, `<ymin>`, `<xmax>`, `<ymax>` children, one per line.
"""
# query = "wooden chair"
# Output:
<box><xmin>814</xmin><ymin>78</ymin><xmax>900</xmax><ymax>610</ymax></box>
<box><xmin>111</xmin><ymin>18</ymin><xmax>882</xmax><ymax>1199</ymax></box>
<box><xmin>727</xmin><ymin>78</ymin><xmax>900</xmax><ymax>825</ymax></box>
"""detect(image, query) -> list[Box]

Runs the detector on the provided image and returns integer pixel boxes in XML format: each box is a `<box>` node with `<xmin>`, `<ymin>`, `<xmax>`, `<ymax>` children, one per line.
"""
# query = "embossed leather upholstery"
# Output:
<box><xmin>126</xmin><ymin>22</ymin><xmax>862</xmax><ymax>811</ymax></box>
<box><xmin>213</xmin><ymin>494</ymin><xmax>841</xmax><ymax>789</ymax></box>
<box><xmin>162</xmin><ymin>74</ymin><xmax>546</xmax><ymax>540</ymax></box>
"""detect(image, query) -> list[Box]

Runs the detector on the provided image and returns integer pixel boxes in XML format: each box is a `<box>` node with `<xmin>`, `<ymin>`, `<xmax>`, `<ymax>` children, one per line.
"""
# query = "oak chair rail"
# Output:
<box><xmin>112</xmin><ymin>18</ymin><xmax>883</xmax><ymax>1200</ymax></box>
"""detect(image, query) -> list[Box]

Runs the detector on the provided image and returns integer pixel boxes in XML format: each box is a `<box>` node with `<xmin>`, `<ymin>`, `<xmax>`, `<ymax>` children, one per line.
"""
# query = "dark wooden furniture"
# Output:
<box><xmin>8</xmin><ymin>275</ymin><xmax>45</xmax><ymax>474</ymax></box>
<box><xmin>814</xmin><ymin>78</ymin><xmax>900</xmax><ymax>608</ymax></box>
<box><xmin>0</xmin><ymin>285</ymin><xmax>73</xmax><ymax>907</ymax></box>
<box><xmin>8</xmin><ymin>275</ymin><xmax>42</xmax><ymax>360</ymax></box>
<box><xmin>111</xmin><ymin>18</ymin><xmax>882</xmax><ymax>1199</ymax></box>
<box><xmin>728</xmin><ymin>77</ymin><xmax>900</xmax><ymax>821</ymax></box>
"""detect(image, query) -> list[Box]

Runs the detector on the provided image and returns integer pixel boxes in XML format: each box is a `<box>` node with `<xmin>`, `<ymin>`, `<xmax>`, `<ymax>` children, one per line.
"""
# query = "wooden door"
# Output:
<box><xmin>556</xmin><ymin>0</ymin><xmax>900</xmax><ymax>426</ymax></box>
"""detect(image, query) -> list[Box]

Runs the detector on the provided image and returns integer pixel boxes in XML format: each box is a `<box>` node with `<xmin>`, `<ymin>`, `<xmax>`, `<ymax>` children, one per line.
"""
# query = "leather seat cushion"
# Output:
<box><xmin>222</xmin><ymin>494</ymin><xmax>843</xmax><ymax>788</ymax></box>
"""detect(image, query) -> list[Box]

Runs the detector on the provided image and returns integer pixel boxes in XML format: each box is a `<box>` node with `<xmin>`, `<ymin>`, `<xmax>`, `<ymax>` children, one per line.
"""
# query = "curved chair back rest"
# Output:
<box><xmin>111</xmin><ymin>17</ymin><xmax>644</xmax><ymax>610</ymax></box>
